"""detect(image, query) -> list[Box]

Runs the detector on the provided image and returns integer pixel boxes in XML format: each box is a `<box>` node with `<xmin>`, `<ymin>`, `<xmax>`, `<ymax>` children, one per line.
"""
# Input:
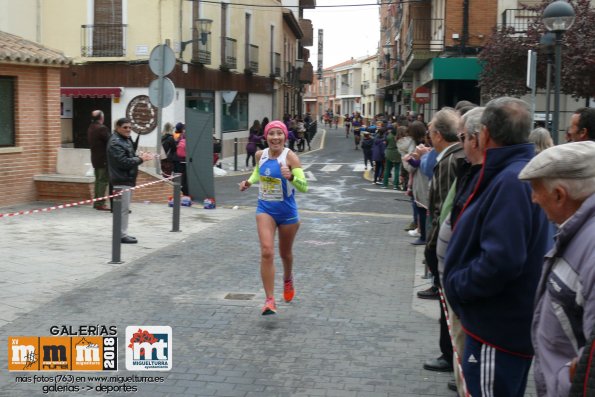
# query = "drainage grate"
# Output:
<box><xmin>224</xmin><ymin>293</ymin><xmax>256</xmax><ymax>301</ymax></box>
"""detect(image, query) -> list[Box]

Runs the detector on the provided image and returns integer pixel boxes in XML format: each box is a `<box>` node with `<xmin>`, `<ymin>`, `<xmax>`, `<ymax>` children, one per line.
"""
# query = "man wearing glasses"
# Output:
<box><xmin>107</xmin><ymin>118</ymin><xmax>154</xmax><ymax>244</ymax></box>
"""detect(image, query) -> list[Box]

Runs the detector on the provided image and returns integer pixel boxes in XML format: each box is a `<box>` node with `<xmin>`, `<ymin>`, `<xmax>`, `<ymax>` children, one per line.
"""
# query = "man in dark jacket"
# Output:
<box><xmin>87</xmin><ymin>110</ymin><xmax>111</xmax><ymax>211</ymax></box>
<box><xmin>107</xmin><ymin>118</ymin><xmax>153</xmax><ymax>244</ymax></box>
<box><xmin>443</xmin><ymin>97</ymin><xmax>549</xmax><ymax>396</ymax></box>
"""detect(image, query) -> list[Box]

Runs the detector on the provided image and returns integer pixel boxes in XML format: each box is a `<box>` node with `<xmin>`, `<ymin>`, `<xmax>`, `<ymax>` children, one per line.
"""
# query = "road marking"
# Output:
<box><xmin>320</xmin><ymin>164</ymin><xmax>342</xmax><ymax>172</ymax></box>
<box><xmin>301</xmin><ymin>164</ymin><xmax>312</xmax><ymax>171</ymax></box>
<box><xmin>305</xmin><ymin>171</ymin><xmax>317</xmax><ymax>181</ymax></box>
<box><xmin>362</xmin><ymin>188</ymin><xmax>402</xmax><ymax>193</ymax></box>
<box><xmin>352</xmin><ymin>164</ymin><xmax>366</xmax><ymax>172</ymax></box>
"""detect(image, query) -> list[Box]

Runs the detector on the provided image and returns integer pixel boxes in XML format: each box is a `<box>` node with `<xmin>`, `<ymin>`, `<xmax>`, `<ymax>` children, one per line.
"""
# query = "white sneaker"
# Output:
<box><xmin>408</xmin><ymin>229</ymin><xmax>421</xmax><ymax>237</ymax></box>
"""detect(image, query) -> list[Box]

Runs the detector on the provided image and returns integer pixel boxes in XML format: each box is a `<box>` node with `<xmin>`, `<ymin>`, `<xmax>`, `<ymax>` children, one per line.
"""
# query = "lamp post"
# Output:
<box><xmin>539</xmin><ymin>32</ymin><xmax>555</xmax><ymax>132</ymax></box>
<box><xmin>542</xmin><ymin>0</ymin><xmax>575</xmax><ymax>144</ymax></box>
<box><xmin>295</xmin><ymin>59</ymin><xmax>304</xmax><ymax>117</ymax></box>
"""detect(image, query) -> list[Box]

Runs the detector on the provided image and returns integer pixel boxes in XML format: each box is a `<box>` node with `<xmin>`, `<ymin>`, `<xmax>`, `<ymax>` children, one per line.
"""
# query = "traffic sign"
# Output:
<box><xmin>149</xmin><ymin>44</ymin><xmax>176</xmax><ymax>77</ymax></box>
<box><xmin>413</xmin><ymin>86</ymin><xmax>431</xmax><ymax>105</ymax></box>
<box><xmin>148</xmin><ymin>77</ymin><xmax>175</xmax><ymax>108</ymax></box>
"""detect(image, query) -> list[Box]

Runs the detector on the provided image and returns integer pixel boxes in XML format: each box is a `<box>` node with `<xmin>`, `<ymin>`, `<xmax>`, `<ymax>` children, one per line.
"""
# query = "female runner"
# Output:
<box><xmin>239</xmin><ymin>120</ymin><xmax>308</xmax><ymax>315</ymax></box>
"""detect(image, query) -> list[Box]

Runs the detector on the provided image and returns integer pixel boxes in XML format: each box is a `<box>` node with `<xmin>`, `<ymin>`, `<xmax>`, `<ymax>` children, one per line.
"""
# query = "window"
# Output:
<box><xmin>0</xmin><ymin>77</ymin><xmax>15</xmax><ymax>147</ymax></box>
<box><xmin>222</xmin><ymin>93</ymin><xmax>248</xmax><ymax>132</ymax></box>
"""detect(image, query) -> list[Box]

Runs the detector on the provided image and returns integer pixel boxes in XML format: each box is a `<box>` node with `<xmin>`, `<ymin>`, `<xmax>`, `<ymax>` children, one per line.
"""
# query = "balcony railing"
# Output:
<box><xmin>271</xmin><ymin>52</ymin><xmax>281</xmax><ymax>77</ymax></box>
<box><xmin>81</xmin><ymin>24</ymin><xmax>127</xmax><ymax>57</ymax></box>
<box><xmin>500</xmin><ymin>9</ymin><xmax>539</xmax><ymax>33</ymax></box>
<box><xmin>246</xmin><ymin>44</ymin><xmax>259</xmax><ymax>73</ymax></box>
<box><xmin>221</xmin><ymin>37</ymin><xmax>237</xmax><ymax>70</ymax></box>
<box><xmin>405</xmin><ymin>19</ymin><xmax>444</xmax><ymax>61</ymax></box>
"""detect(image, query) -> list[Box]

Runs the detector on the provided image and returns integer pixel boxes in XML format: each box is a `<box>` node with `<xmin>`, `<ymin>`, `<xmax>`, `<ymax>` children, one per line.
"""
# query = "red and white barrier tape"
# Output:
<box><xmin>438</xmin><ymin>286</ymin><xmax>471</xmax><ymax>397</ymax></box>
<box><xmin>0</xmin><ymin>174</ymin><xmax>176</xmax><ymax>219</ymax></box>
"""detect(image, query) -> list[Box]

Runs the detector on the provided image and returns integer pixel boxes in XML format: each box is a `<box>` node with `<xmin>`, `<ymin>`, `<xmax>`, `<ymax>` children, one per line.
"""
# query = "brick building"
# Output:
<box><xmin>0</xmin><ymin>31</ymin><xmax>69</xmax><ymax>207</ymax></box>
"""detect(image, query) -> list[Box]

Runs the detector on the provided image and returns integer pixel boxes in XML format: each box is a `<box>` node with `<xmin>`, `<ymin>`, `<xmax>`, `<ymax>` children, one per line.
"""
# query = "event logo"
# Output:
<box><xmin>8</xmin><ymin>335</ymin><xmax>117</xmax><ymax>371</ymax></box>
<box><xmin>125</xmin><ymin>326</ymin><xmax>172</xmax><ymax>371</ymax></box>
<box><xmin>9</xmin><ymin>336</ymin><xmax>39</xmax><ymax>371</ymax></box>
<box><xmin>40</xmin><ymin>337</ymin><xmax>70</xmax><ymax>371</ymax></box>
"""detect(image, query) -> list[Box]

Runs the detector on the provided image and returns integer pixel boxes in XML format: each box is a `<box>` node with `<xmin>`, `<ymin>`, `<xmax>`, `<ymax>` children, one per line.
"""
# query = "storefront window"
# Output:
<box><xmin>222</xmin><ymin>93</ymin><xmax>248</xmax><ymax>132</ymax></box>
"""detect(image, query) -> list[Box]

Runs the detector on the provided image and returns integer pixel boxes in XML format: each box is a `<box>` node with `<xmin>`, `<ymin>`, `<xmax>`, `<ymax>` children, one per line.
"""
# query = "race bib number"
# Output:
<box><xmin>259</xmin><ymin>176</ymin><xmax>284</xmax><ymax>201</ymax></box>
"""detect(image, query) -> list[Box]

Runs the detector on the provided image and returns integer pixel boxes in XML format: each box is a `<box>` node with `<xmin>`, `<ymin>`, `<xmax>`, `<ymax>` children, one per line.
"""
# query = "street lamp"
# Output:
<box><xmin>542</xmin><ymin>0</ymin><xmax>575</xmax><ymax>144</ymax></box>
<box><xmin>539</xmin><ymin>32</ymin><xmax>555</xmax><ymax>132</ymax></box>
<box><xmin>180</xmin><ymin>18</ymin><xmax>213</xmax><ymax>53</ymax></box>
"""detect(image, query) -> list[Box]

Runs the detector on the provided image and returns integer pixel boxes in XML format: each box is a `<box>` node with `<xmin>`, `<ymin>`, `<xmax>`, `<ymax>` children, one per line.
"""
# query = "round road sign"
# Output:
<box><xmin>149</xmin><ymin>77</ymin><xmax>175</xmax><ymax>108</ymax></box>
<box><xmin>413</xmin><ymin>86</ymin><xmax>431</xmax><ymax>105</ymax></box>
<box><xmin>149</xmin><ymin>44</ymin><xmax>176</xmax><ymax>77</ymax></box>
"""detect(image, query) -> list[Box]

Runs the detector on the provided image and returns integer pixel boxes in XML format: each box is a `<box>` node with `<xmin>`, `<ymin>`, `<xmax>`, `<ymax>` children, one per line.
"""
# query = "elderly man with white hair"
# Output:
<box><xmin>519</xmin><ymin>141</ymin><xmax>595</xmax><ymax>396</ymax></box>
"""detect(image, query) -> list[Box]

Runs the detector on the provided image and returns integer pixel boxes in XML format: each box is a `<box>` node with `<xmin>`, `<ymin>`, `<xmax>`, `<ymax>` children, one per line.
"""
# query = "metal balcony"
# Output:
<box><xmin>405</xmin><ymin>18</ymin><xmax>444</xmax><ymax>62</ymax></box>
<box><xmin>271</xmin><ymin>52</ymin><xmax>281</xmax><ymax>77</ymax></box>
<box><xmin>221</xmin><ymin>37</ymin><xmax>237</xmax><ymax>70</ymax></box>
<box><xmin>500</xmin><ymin>9</ymin><xmax>539</xmax><ymax>34</ymax></box>
<box><xmin>246</xmin><ymin>44</ymin><xmax>259</xmax><ymax>73</ymax></box>
<box><xmin>81</xmin><ymin>24</ymin><xmax>127</xmax><ymax>57</ymax></box>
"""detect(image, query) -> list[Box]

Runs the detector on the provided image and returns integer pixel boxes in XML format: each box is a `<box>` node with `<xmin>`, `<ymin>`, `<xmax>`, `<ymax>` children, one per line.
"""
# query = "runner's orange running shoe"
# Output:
<box><xmin>283</xmin><ymin>279</ymin><xmax>295</xmax><ymax>302</ymax></box>
<box><xmin>261</xmin><ymin>297</ymin><xmax>277</xmax><ymax>315</ymax></box>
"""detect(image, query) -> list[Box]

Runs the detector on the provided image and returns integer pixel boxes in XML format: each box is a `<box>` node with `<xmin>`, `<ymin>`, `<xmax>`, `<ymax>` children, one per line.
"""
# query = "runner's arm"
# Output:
<box><xmin>289</xmin><ymin>168</ymin><xmax>308</xmax><ymax>193</ymax></box>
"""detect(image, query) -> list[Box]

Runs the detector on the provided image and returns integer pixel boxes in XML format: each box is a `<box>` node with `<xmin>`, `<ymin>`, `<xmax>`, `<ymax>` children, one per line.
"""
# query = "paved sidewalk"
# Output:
<box><xmin>0</xmin><ymin>202</ymin><xmax>245</xmax><ymax>327</ymax></box>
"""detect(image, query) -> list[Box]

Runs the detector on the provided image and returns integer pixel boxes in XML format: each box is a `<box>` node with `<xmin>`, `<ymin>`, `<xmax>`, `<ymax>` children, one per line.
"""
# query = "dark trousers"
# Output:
<box><xmin>463</xmin><ymin>335</ymin><xmax>531</xmax><ymax>397</ymax></box>
<box><xmin>373</xmin><ymin>161</ymin><xmax>384</xmax><ymax>182</ymax></box>
<box><xmin>414</xmin><ymin>204</ymin><xmax>427</xmax><ymax>240</ymax></box>
<box><xmin>246</xmin><ymin>152</ymin><xmax>256</xmax><ymax>167</ymax></box>
<box><xmin>93</xmin><ymin>167</ymin><xmax>109</xmax><ymax>208</ymax></box>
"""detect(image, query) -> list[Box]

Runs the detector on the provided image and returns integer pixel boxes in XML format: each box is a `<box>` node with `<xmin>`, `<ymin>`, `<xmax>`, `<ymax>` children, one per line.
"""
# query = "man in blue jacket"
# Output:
<box><xmin>443</xmin><ymin>97</ymin><xmax>550</xmax><ymax>396</ymax></box>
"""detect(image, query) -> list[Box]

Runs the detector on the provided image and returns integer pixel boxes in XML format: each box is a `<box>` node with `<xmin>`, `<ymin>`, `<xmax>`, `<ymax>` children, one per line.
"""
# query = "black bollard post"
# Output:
<box><xmin>234</xmin><ymin>137</ymin><xmax>238</xmax><ymax>171</ymax></box>
<box><xmin>109</xmin><ymin>188</ymin><xmax>123</xmax><ymax>264</ymax></box>
<box><xmin>171</xmin><ymin>174</ymin><xmax>181</xmax><ymax>232</ymax></box>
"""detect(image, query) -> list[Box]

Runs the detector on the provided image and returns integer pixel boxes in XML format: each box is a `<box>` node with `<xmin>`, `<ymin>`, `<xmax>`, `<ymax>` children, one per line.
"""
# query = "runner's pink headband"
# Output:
<box><xmin>264</xmin><ymin>120</ymin><xmax>288</xmax><ymax>139</ymax></box>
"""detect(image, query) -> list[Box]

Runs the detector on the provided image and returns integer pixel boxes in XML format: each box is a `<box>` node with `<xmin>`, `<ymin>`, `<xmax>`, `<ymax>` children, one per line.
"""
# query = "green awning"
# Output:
<box><xmin>432</xmin><ymin>58</ymin><xmax>482</xmax><ymax>80</ymax></box>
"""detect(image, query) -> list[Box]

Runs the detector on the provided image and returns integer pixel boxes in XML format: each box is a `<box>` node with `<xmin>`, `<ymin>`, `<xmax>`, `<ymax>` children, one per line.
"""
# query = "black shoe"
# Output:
<box><xmin>447</xmin><ymin>380</ymin><xmax>457</xmax><ymax>392</ymax></box>
<box><xmin>121</xmin><ymin>236</ymin><xmax>138</xmax><ymax>244</ymax></box>
<box><xmin>423</xmin><ymin>356</ymin><xmax>453</xmax><ymax>372</ymax></box>
<box><xmin>417</xmin><ymin>286</ymin><xmax>439</xmax><ymax>300</ymax></box>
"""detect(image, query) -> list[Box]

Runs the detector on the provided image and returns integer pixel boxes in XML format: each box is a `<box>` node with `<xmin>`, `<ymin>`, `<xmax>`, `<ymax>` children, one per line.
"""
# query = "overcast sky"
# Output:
<box><xmin>303</xmin><ymin>0</ymin><xmax>380</xmax><ymax>69</ymax></box>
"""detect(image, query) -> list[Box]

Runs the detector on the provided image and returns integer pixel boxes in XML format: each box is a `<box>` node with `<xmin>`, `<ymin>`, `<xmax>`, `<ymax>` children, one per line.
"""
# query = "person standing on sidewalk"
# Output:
<box><xmin>107</xmin><ymin>118</ymin><xmax>153</xmax><ymax>244</ymax></box>
<box><xmin>87</xmin><ymin>110</ymin><xmax>111</xmax><ymax>211</ymax></box>
<box><xmin>239</xmin><ymin>120</ymin><xmax>308</xmax><ymax>315</ymax></box>
<box><xmin>443</xmin><ymin>97</ymin><xmax>550</xmax><ymax>396</ymax></box>
<box><xmin>436</xmin><ymin>106</ymin><xmax>485</xmax><ymax>395</ymax></box>
<box><xmin>382</xmin><ymin>125</ymin><xmax>401</xmax><ymax>189</ymax></box>
<box><xmin>517</xmin><ymin>141</ymin><xmax>595</xmax><ymax>397</ymax></box>
<box><xmin>420</xmin><ymin>108</ymin><xmax>466</xmax><ymax>373</ymax></box>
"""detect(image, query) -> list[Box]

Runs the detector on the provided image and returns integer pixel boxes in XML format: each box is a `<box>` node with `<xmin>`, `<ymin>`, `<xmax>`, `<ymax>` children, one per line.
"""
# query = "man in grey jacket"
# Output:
<box><xmin>519</xmin><ymin>141</ymin><xmax>595</xmax><ymax>396</ymax></box>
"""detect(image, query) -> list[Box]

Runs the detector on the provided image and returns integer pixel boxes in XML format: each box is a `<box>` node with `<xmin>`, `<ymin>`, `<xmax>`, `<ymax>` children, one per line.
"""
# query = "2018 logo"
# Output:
<box><xmin>125</xmin><ymin>326</ymin><xmax>172</xmax><ymax>371</ymax></box>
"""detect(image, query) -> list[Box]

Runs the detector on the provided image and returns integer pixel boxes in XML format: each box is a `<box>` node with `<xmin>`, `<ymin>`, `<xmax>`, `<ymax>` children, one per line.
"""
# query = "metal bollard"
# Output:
<box><xmin>233</xmin><ymin>137</ymin><xmax>238</xmax><ymax>171</ymax></box>
<box><xmin>109</xmin><ymin>188</ymin><xmax>123</xmax><ymax>264</ymax></box>
<box><xmin>171</xmin><ymin>174</ymin><xmax>181</xmax><ymax>232</ymax></box>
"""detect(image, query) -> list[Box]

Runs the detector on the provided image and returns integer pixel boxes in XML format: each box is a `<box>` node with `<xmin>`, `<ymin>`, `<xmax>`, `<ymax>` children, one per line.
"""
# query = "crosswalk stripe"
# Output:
<box><xmin>320</xmin><ymin>164</ymin><xmax>342</xmax><ymax>172</ymax></box>
<box><xmin>305</xmin><ymin>171</ymin><xmax>317</xmax><ymax>181</ymax></box>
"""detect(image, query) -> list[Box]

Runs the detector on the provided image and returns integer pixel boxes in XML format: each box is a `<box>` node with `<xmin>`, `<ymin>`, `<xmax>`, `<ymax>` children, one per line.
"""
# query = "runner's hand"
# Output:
<box><xmin>281</xmin><ymin>165</ymin><xmax>292</xmax><ymax>181</ymax></box>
